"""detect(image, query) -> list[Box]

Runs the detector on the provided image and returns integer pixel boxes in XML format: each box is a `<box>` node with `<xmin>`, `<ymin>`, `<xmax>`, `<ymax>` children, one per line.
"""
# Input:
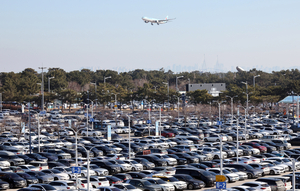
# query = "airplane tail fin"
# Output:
<box><xmin>166</xmin><ymin>15</ymin><xmax>168</xmax><ymax>20</ymax></box>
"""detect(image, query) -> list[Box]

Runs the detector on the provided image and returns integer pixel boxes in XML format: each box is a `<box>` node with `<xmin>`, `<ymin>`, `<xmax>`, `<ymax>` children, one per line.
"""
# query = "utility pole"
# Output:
<box><xmin>48</xmin><ymin>77</ymin><xmax>54</xmax><ymax>93</ymax></box>
<box><xmin>39</xmin><ymin>67</ymin><xmax>47</xmax><ymax>111</ymax></box>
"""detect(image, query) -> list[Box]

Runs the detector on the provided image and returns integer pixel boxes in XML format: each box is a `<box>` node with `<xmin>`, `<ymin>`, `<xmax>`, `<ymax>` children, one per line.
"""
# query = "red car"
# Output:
<box><xmin>243</xmin><ymin>142</ymin><xmax>267</xmax><ymax>153</ymax></box>
<box><xmin>161</xmin><ymin>131</ymin><xmax>175</xmax><ymax>138</ymax></box>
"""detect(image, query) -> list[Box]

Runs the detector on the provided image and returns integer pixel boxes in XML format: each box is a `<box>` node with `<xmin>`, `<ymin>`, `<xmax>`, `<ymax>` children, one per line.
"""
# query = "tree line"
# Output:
<box><xmin>1</xmin><ymin>67</ymin><xmax>300</xmax><ymax>110</ymax></box>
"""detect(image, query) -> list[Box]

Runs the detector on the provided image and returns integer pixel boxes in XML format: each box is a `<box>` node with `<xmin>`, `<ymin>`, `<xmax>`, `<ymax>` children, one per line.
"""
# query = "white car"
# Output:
<box><xmin>144</xmin><ymin>178</ymin><xmax>175</xmax><ymax>191</ymax></box>
<box><xmin>153</xmin><ymin>175</ymin><xmax>187</xmax><ymax>191</ymax></box>
<box><xmin>204</xmin><ymin>134</ymin><xmax>228</xmax><ymax>142</ymax></box>
<box><xmin>71</xmin><ymin>178</ymin><xmax>93</xmax><ymax>189</ymax></box>
<box><xmin>89</xmin><ymin>176</ymin><xmax>110</xmax><ymax>188</ymax></box>
<box><xmin>81</xmin><ymin>130</ymin><xmax>102</xmax><ymax>136</ymax></box>
<box><xmin>242</xmin><ymin>181</ymin><xmax>271</xmax><ymax>191</ymax></box>
<box><xmin>114</xmin><ymin>183</ymin><xmax>143</xmax><ymax>191</ymax></box>
<box><xmin>123</xmin><ymin>160</ymin><xmax>143</xmax><ymax>171</ymax></box>
<box><xmin>80</xmin><ymin>166</ymin><xmax>97</xmax><ymax>177</ymax></box>
<box><xmin>207</xmin><ymin>168</ymin><xmax>239</xmax><ymax>182</ymax></box>
<box><xmin>41</xmin><ymin>169</ymin><xmax>69</xmax><ymax>180</ymax></box>
<box><xmin>268</xmin><ymin>157</ymin><xmax>300</xmax><ymax>171</ymax></box>
<box><xmin>264</xmin><ymin>160</ymin><xmax>289</xmax><ymax>172</ymax></box>
<box><xmin>53</xmin><ymin>167</ymin><xmax>76</xmax><ymax>179</ymax></box>
<box><xmin>19</xmin><ymin>165</ymin><xmax>40</xmax><ymax>172</ymax></box>
<box><xmin>49</xmin><ymin>180</ymin><xmax>76</xmax><ymax>190</ymax></box>
<box><xmin>224</xmin><ymin>167</ymin><xmax>248</xmax><ymax>181</ymax></box>
<box><xmin>83</xmin><ymin>164</ymin><xmax>109</xmax><ymax>176</ymax></box>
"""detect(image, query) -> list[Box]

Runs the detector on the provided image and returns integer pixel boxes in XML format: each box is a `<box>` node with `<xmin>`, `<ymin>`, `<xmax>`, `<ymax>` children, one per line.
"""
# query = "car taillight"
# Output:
<box><xmin>261</xmin><ymin>188</ymin><xmax>266</xmax><ymax>189</ymax></box>
<box><xmin>117</xmin><ymin>157</ymin><xmax>119</xmax><ymax>160</ymax></box>
<box><xmin>67</xmin><ymin>187</ymin><xmax>70</xmax><ymax>189</ymax></box>
<box><xmin>166</xmin><ymin>172</ymin><xmax>171</xmax><ymax>174</ymax></box>
<box><xmin>112</xmin><ymin>182</ymin><xmax>116</xmax><ymax>184</ymax></box>
<box><xmin>99</xmin><ymin>183</ymin><xmax>102</xmax><ymax>185</ymax></box>
<box><xmin>285</xmin><ymin>183</ymin><xmax>287</xmax><ymax>186</ymax></box>
<box><xmin>212</xmin><ymin>165</ymin><xmax>215</xmax><ymax>167</ymax></box>
<box><xmin>81</xmin><ymin>184</ymin><xmax>85</xmax><ymax>188</ymax></box>
<box><xmin>244</xmin><ymin>162</ymin><xmax>248</xmax><ymax>164</ymax></box>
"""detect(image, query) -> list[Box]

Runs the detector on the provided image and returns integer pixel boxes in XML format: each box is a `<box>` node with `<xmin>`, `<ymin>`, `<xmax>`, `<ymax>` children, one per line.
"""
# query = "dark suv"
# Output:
<box><xmin>256</xmin><ymin>178</ymin><xmax>285</xmax><ymax>191</ymax></box>
<box><xmin>0</xmin><ymin>172</ymin><xmax>26</xmax><ymax>188</ymax></box>
<box><xmin>175</xmin><ymin>168</ymin><xmax>216</xmax><ymax>187</ymax></box>
<box><xmin>224</xmin><ymin>164</ymin><xmax>263</xmax><ymax>179</ymax></box>
<box><xmin>136</xmin><ymin>155</ymin><xmax>167</xmax><ymax>167</ymax></box>
<box><xmin>90</xmin><ymin>160</ymin><xmax>121</xmax><ymax>174</ymax></box>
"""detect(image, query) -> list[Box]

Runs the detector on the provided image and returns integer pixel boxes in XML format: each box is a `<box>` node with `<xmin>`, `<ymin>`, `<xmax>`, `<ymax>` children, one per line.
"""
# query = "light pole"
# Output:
<box><xmin>226</xmin><ymin>95</ymin><xmax>237</xmax><ymax>127</ymax></box>
<box><xmin>159</xmin><ymin>106</ymin><xmax>162</xmax><ymax>137</ymax></box>
<box><xmin>78</xmin><ymin>145</ymin><xmax>96</xmax><ymax>191</ymax></box>
<box><xmin>217</xmin><ymin>134</ymin><xmax>223</xmax><ymax>175</ymax></box>
<box><xmin>177</xmin><ymin>97</ymin><xmax>180</xmax><ymax>123</ymax></box>
<box><xmin>68</xmin><ymin>127</ymin><xmax>80</xmax><ymax>189</ymax></box>
<box><xmin>239</xmin><ymin>105</ymin><xmax>248</xmax><ymax>141</ymax></box>
<box><xmin>90</xmin><ymin>82</ymin><xmax>97</xmax><ymax>111</ymax></box>
<box><xmin>112</xmin><ymin>93</ymin><xmax>119</xmax><ymax>124</ymax></box>
<box><xmin>0</xmin><ymin>93</ymin><xmax>2</xmax><ymax>112</ymax></box>
<box><xmin>87</xmin><ymin>99</ymin><xmax>97</xmax><ymax>130</ymax></box>
<box><xmin>127</xmin><ymin>115</ymin><xmax>131</xmax><ymax>159</ymax></box>
<box><xmin>242</xmin><ymin>81</ymin><xmax>248</xmax><ymax>124</ymax></box>
<box><xmin>176</xmin><ymin>76</ymin><xmax>184</xmax><ymax>92</ymax></box>
<box><xmin>213</xmin><ymin>100</ymin><xmax>225</xmax><ymax>131</ymax></box>
<box><xmin>104</xmin><ymin>76</ymin><xmax>111</xmax><ymax>84</ymax></box>
<box><xmin>39</xmin><ymin>67</ymin><xmax>47</xmax><ymax>111</ymax></box>
<box><xmin>253</xmin><ymin>75</ymin><xmax>260</xmax><ymax>91</ymax></box>
<box><xmin>48</xmin><ymin>77</ymin><xmax>54</xmax><ymax>93</ymax></box>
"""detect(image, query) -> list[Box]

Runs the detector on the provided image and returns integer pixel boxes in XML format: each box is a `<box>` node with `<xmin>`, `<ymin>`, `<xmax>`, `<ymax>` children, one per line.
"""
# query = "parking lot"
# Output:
<box><xmin>0</xmin><ymin>107</ymin><xmax>300</xmax><ymax>191</ymax></box>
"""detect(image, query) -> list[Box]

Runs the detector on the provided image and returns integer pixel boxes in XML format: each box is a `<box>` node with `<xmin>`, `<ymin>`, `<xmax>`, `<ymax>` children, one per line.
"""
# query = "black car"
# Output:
<box><xmin>59</xmin><ymin>148</ymin><xmax>79</xmax><ymax>158</ymax></box>
<box><xmin>200</xmin><ymin>161</ymin><xmax>220</xmax><ymax>168</ymax></box>
<box><xmin>288</xmin><ymin>137</ymin><xmax>300</xmax><ymax>146</ymax></box>
<box><xmin>105</xmin><ymin>176</ymin><xmax>122</xmax><ymax>185</ymax></box>
<box><xmin>94</xmin><ymin>146</ymin><xmax>116</xmax><ymax>155</ymax></box>
<box><xmin>38</xmin><ymin>153</ymin><xmax>58</xmax><ymax>162</ymax></box>
<box><xmin>167</xmin><ymin>154</ymin><xmax>187</xmax><ymax>165</ymax></box>
<box><xmin>47</xmin><ymin>161</ymin><xmax>66</xmax><ymax>169</ymax></box>
<box><xmin>17</xmin><ymin>155</ymin><xmax>35</xmax><ymax>164</ymax></box>
<box><xmin>174</xmin><ymin>174</ymin><xmax>205</xmax><ymax>190</ymax></box>
<box><xmin>132</xmin><ymin>158</ymin><xmax>155</xmax><ymax>170</ymax></box>
<box><xmin>90</xmin><ymin>160</ymin><xmax>121</xmax><ymax>174</ymax></box>
<box><xmin>136</xmin><ymin>155</ymin><xmax>167</xmax><ymax>167</ymax></box>
<box><xmin>25</xmin><ymin>154</ymin><xmax>47</xmax><ymax>162</ymax></box>
<box><xmin>260</xmin><ymin>143</ymin><xmax>277</xmax><ymax>153</ymax></box>
<box><xmin>16</xmin><ymin>173</ymin><xmax>39</xmax><ymax>186</ymax></box>
<box><xmin>127</xmin><ymin>172</ymin><xmax>148</xmax><ymax>179</ymax></box>
<box><xmin>0</xmin><ymin>172</ymin><xmax>26</xmax><ymax>188</ymax></box>
<box><xmin>114</xmin><ymin>173</ymin><xmax>132</xmax><ymax>181</ymax></box>
<box><xmin>175</xmin><ymin>168</ymin><xmax>216</xmax><ymax>187</ymax></box>
<box><xmin>25</xmin><ymin>171</ymin><xmax>54</xmax><ymax>183</ymax></box>
<box><xmin>173</xmin><ymin>153</ymin><xmax>199</xmax><ymax>164</ymax></box>
<box><xmin>190</xmin><ymin>163</ymin><xmax>211</xmax><ymax>170</ymax></box>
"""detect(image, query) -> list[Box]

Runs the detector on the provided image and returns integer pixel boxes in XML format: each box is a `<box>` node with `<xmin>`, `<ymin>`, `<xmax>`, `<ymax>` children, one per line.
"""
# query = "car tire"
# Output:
<box><xmin>188</xmin><ymin>183</ymin><xmax>194</xmax><ymax>190</ymax></box>
<box><xmin>93</xmin><ymin>133</ymin><xmax>96</xmax><ymax>136</ymax></box>
<box><xmin>247</xmin><ymin>173</ymin><xmax>253</xmax><ymax>179</ymax></box>
<box><xmin>216</xmin><ymin>139</ymin><xmax>220</xmax><ymax>141</ymax></box>
<box><xmin>82</xmin><ymin>133</ymin><xmax>86</xmax><ymax>136</ymax></box>
<box><xmin>204</xmin><ymin>138</ymin><xmax>208</xmax><ymax>142</ymax></box>
<box><xmin>270</xmin><ymin>170</ymin><xmax>275</xmax><ymax>175</ymax></box>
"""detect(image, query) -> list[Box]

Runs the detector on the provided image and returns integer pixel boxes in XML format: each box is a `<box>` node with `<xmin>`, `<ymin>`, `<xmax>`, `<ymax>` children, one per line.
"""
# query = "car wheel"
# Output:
<box><xmin>166</xmin><ymin>134</ymin><xmax>169</xmax><ymax>138</ymax></box>
<box><xmin>93</xmin><ymin>133</ymin><xmax>96</xmax><ymax>136</ymax></box>
<box><xmin>247</xmin><ymin>173</ymin><xmax>253</xmax><ymax>179</ymax></box>
<box><xmin>54</xmin><ymin>177</ymin><xmax>58</xmax><ymax>180</ymax></box>
<box><xmin>188</xmin><ymin>183</ymin><xmax>194</xmax><ymax>190</ymax></box>
<box><xmin>216</xmin><ymin>139</ymin><xmax>220</xmax><ymax>141</ymax></box>
<box><xmin>204</xmin><ymin>138</ymin><xmax>208</xmax><ymax>142</ymax></box>
<box><xmin>270</xmin><ymin>170</ymin><xmax>275</xmax><ymax>175</ymax></box>
<box><xmin>82</xmin><ymin>133</ymin><xmax>86</xmax><ymax>136</ymax></box>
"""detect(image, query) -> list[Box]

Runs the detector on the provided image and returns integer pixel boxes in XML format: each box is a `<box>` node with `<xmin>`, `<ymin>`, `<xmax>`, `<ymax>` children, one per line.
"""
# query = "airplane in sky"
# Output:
<box><xmin>141</xmin><ymin>16</ymin><xmax>175</xmax><ymax>25</ymax></box>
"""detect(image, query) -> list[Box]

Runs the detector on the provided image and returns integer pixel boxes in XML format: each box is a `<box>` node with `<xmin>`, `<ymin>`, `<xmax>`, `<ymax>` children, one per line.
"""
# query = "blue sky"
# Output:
<box><xmin>1</xmin><ymin>0</ymin><xmax>299</xmax><ymax>73</ymax></box>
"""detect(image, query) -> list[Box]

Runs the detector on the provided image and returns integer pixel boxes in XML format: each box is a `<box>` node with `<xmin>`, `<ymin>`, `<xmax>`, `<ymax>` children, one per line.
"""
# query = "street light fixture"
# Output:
<box><xmin>48</xmin><ymin>77</ymin><xmax>55</xmax><ymax>93</ymax></box>
<box><xmin>242</xmin><ymin>81</ymin><xmax>248</xmax><ymax>123</ymax></box>
<box><xmin>104</xmin><ymin>76</ymin><xmax>111</xmax><ymax>84</ymax></box>
<box><xmin>226</xmin><ymin>95</ymin><xmax>238</xmax><ymax>127</ymax></box>
<box><xmin>90</xmin><ymin>82</ymin><xmax>97</xmax><ymax>111</ymax></box>
<box><xmin>176</xmin><ymin>76</ymin><xmax>184</xmax><ymax>92</ymax></box>
<box><xmin>253</xmin><ymin>75</ymin><xmax>260</xmax><ymax>91</ymax></box>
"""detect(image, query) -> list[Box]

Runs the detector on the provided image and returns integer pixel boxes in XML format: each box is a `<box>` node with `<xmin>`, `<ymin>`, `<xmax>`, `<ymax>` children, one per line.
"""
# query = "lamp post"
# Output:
<box><xmin>242</xmin><ymin>81</ymin><xmax>248</xmax><ymax>124</ymax></box>
<box><xmin>163</xmin><ymin>82</ymin><xmax>169</xmax><ymax>105</ymax></box>
<box><xmin>87</xmin><ymin>99</ymin><xmax>97</xmax><ymax>130</ymax></box>
<box><xmin>28</xmin><ymin>102</ymin><xmax>32</xmax><ymax>154</ymax></box>
<box><xmin>253</xmin><ymin>75</ymin><xmax>260</xmax><ymax>91</ymax></box>
<box><xmin>236</xmin><ymin>107</ymin><xmax>240</xmax><ymax>163</ymax></box>
<box><xmin>78</xmin><ymin>145</ymin><xmax>96</xmax><ymax>191</ymax></box>
<box><xmin>104</xmin><ymin>76</ymin><xmax>111</xmax><ymax>84</ymax></box>
<box><xmin>90</xmin><ymin>82</ymin><xmax>97</xmax><ymax>111</ymax></box>
<box><xmin>213</xmin><ymin>101</ymin><xmax>225</xmax><ymax>131</ymax></box>
<box><xmin>68</xmin><ymin>127</ymin><xmax>80</xmax><ymax>189</ymax></box>
<box><xmin>226</xmin><ymin>96</ymin><xmax>237</xmax><ymax>127</ymax></box>
<box><xmin>217</xmin><ymin>134</ymin><xmax>223</xmax><ymax>175</ymax></box>
<box><xmin>38</xmin><ymin>67</ymin><xmax>47</xmax><ymax>111</ymax></box>
<box><xmin>112</xmin><ymin>93</ymin><xmax>119</xmax><ymax>124</ymax></box>
<box><xmin>239</xmin><ymin>105</ymin><xmax>248</xmax><ymax>141</ymax></box>
<box><xmin>48</xmin><ymin>77</ymin><xmax>54</xmax><ymax>93</ymax></box>
<box><xmin>0</xmin><ymin>93</ymin><xmax>2</xmax><ymax>112</ymax></box>
<box><xmin>176</xmin><ymin>76</ymin><xmax>184</xmax><ymax>92</ymax></box>
<box><xmin>127</xmin><ymin>115</ymin><xmax>131</xmax><ymax>159</ymax></box>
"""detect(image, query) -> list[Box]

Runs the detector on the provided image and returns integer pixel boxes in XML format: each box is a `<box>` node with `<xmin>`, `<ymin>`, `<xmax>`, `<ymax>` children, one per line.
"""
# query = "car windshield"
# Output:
<box><xmin>116</xmin><ymin>160</ymin><xmax>125</xmax><ymax>164</ymax></box>
<box><xmin>37</xmin><ymin>172</ymin><xmax>46</xmax><ymax>176</ymax></box>
<box><xmin>143</xmin><ymin>181</ymin><xmax>153</xmax><ymax>186</ymax></box>
<box><xmin>42</xmin><ymin>185</ymin><xmax>57</xmax><ymax>190</ymax></box>
<box><xmin>223</xmin><ymin>170</ymin><xmax>231</xmax><ymax>174</ymax></box>
<box><xmin>129</xmin><ymin>160</ymin><xmax>138</xmax><ymax>164</ymax></box>
<box><xmin>156</xmin><ymin>179</ymin><xmax>166</xmax><ymax>184</ymax></box>
<box><xmin>125</xmin><ymin>184</ymin><xmax>136</xmax><ymax>189</ymax></box>
<box><xmin>65</xmin><ymin>168</ymin><xmax>72</xmax><ymax>172</ymax></box>
<box><xmin>51</xmin><ymin>169</ymin><xmax>61</xmax><ymax>174</ymax></box>
<box><xmin>230</xmin><ymin>168</ymin><xmax>238</xmax><ymax>173</ymax></box>
<box><xmin>18</xmin><ymin>173</ymin><xmax>32</xmax><ymax>178</ymax></box>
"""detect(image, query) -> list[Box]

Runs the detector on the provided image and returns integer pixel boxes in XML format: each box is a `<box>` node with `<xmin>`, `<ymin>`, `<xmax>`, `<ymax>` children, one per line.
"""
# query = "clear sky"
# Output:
<box><xmin>1</xmin><ymin>0</ymin><xmax>300</xmax><ymax>73</ymax></box>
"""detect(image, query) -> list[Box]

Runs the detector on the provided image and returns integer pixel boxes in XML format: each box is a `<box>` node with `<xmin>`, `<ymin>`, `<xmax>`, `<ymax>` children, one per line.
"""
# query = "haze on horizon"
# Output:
<box><xmin>1</xmin><ymin>0</ymin><xmax>300</xmax><ymax>73</ymax></box>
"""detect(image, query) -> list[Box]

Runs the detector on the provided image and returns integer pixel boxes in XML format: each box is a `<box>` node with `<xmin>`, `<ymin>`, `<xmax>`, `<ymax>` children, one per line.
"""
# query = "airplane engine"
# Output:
<box><xmin>144</xmin><ymin>21</ymin><xmax>148</xmax><ymax>23</ymax></box>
